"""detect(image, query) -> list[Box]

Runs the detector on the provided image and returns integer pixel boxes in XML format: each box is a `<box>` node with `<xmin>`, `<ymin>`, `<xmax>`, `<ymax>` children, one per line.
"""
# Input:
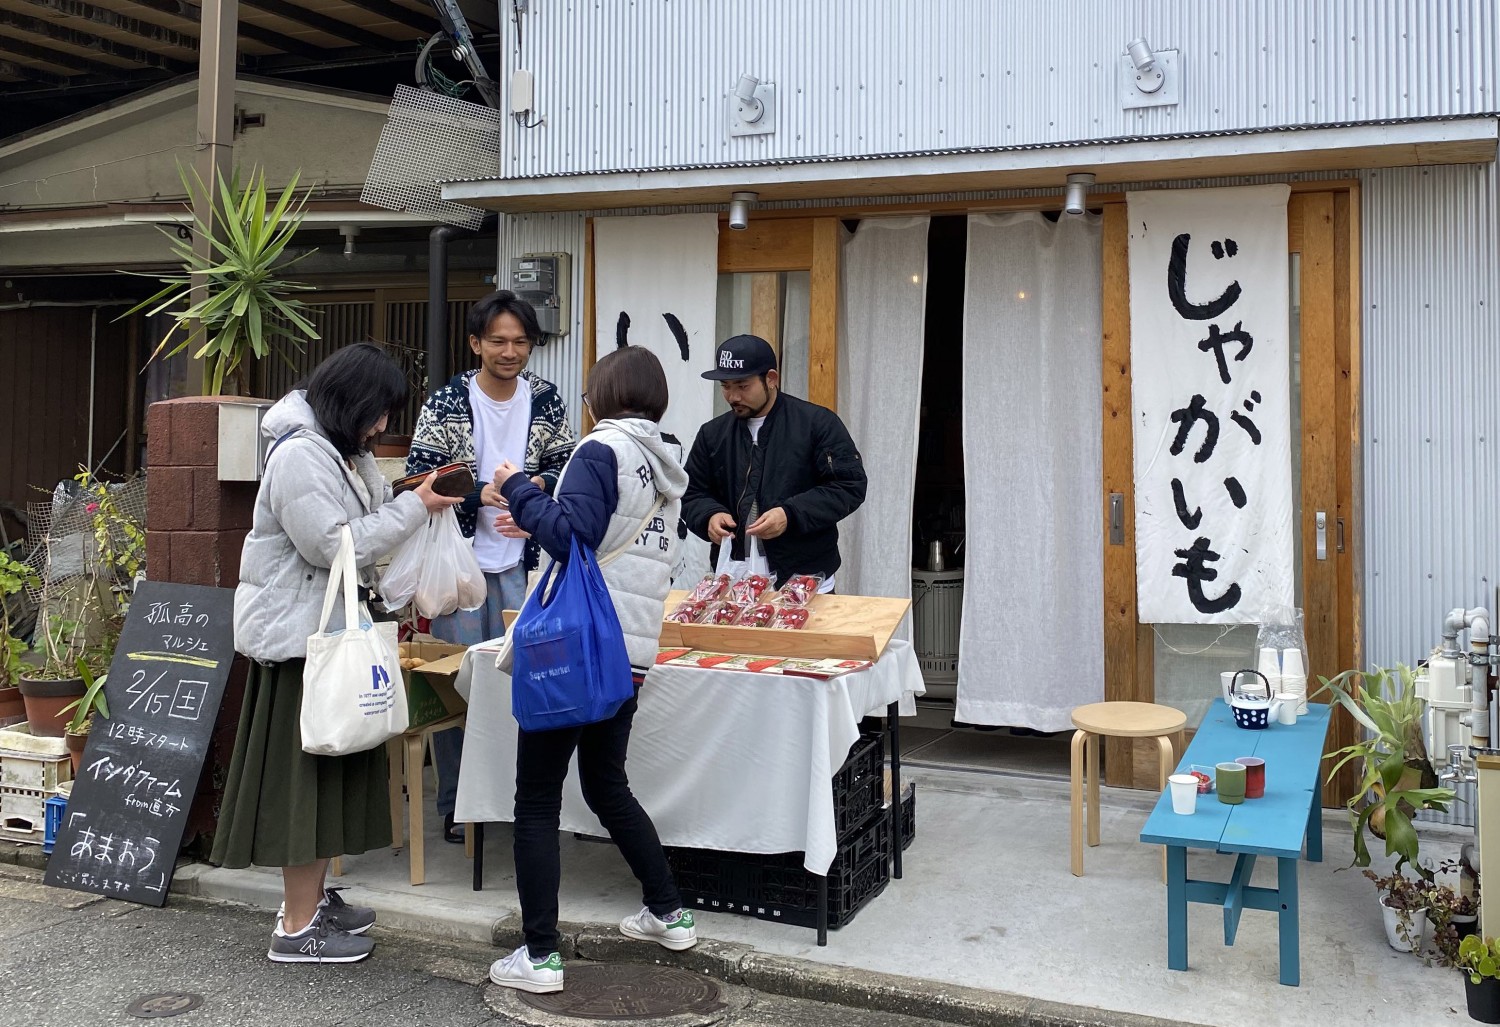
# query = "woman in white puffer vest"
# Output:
<box><xmin>485</xmin><ymin>346</ymin><xmax>696</xmax><ymax>996</ymax></box>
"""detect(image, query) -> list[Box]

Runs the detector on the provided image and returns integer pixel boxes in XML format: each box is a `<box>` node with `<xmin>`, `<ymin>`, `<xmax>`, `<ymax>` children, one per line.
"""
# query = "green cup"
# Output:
<box><xmin>1217</xmin><ymin>762</ymin><xmax>1247</xmax><ymax>805</ymax></box>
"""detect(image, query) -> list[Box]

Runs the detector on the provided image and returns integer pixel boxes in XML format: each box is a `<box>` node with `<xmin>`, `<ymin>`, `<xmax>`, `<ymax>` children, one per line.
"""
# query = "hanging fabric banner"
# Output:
<box><xmin>1128</xmin><ymin>185</ymin><xmax>1294</xmax><ymax>625</ymax></box>
<box><xmin>593</xmin><ymin>214</ymin><xmax>720</xmax><ymax>585</ymax></box>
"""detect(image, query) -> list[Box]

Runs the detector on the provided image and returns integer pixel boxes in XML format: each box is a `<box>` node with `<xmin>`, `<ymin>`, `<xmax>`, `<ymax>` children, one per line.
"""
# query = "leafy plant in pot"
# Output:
<box><xmin>1429</xmin><ymin>865</ymin><xmax>1482</xmax><ymax>967</ymax></box>
<box><xmin>59</xmin><ymin>660</ymin><xmax>108</xmax><ymax>776</ymax></box>
<box><xmin>1364</xmin><ymin>869</ymin><xmax>1430</xmax><ymax>952</ymax></box>
<box><xmin>0</xmin><ymin>550</ymin><xmax>40</xmax><ymax>721</ymax></box>
<box><xmin>120</xmin><ymin>164</ymin><xmax>320</xmax><ymax>396</ymax></box>
<box><xmin>1317</xmin><ymin>665</ymin><xmax>1457</xmax><ymax>939</ymax></box>
<box><xmin>1457</xmin><ymin>936</ymin><xmax>1500</xmax><ymax>1023</ymax></box>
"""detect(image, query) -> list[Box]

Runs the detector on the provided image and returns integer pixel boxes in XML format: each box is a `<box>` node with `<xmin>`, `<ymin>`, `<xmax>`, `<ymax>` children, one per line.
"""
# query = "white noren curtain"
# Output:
<box><xmin>957</xmin><ymin>213</ymin><xmax>1103</xmax><ymax>730</ymax></box>
<box><xmin>836</xmin><ymin>218</ymin><xmax>930</xmax><ymax>621</ymax></box>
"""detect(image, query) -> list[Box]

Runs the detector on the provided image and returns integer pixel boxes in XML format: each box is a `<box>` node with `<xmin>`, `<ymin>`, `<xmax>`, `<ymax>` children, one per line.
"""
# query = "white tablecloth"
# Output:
<box><xmin>452</xmin><ymin>640</ymin><xmax>924</xmax><ymax>874</ymax></box>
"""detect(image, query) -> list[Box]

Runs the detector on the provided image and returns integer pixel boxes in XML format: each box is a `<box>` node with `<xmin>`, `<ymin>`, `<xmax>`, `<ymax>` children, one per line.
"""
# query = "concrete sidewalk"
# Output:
<box><xmin>174</xmin><ymin>765</ymin><xmax>1472</xmax><ymax>1027</ymax></box>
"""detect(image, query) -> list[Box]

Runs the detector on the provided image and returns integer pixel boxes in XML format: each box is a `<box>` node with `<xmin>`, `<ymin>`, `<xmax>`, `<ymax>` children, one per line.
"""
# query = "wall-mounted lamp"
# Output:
<box><xmin>729</xmin><ymin>75</ymin><xmax>776</xmax><ymax>137</ymax></box>
<box><xmin>1120</xmin><ymin>37</ymin><xmax>1180</xmax><ymax>110</ymax></box>
<box><xmin>728</xmin><ymin>191</ymin><xmax>758</xmax><ymax>231</ymax></box>
<box><xmin>340</xmin><ymin>223</ymin><xmax>359</xmax><ymax>259</ymax></box>
<box><xmin>1064</xmin><ymin>173</ymin><xmax>1095</xmax><ymax>216</ymax></box>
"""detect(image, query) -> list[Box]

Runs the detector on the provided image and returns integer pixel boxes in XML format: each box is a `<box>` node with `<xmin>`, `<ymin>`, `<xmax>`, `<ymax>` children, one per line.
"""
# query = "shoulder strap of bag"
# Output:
<box><xmin>596</xmin><ymin>493</ymin><xmax>665</xmax><ymax>569</ymax></box>
<box><xmin>316</xmin><ymin>525</ymin><xmax>359</xmax><ymax>634</ymax></box>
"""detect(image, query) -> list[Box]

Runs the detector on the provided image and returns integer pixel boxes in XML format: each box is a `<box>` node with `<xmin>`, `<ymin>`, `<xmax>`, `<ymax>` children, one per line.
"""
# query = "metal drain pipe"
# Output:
<box><xmin>427</xmin><ymin>224</ymin><xmax>464</xmax><ymax>397</ymax></box>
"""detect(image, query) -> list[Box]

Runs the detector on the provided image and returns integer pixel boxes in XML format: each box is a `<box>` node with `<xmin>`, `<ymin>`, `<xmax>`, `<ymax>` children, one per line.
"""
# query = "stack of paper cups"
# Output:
<box><xmin>1256</xmin><ymin>646</ymin><xmax>1283</xmax><ymax>699</ymax></box>
<box><xmin>1281</xmin><ymin>648</ymin><xmax>1308</xmax><ymax>714</ymax></box>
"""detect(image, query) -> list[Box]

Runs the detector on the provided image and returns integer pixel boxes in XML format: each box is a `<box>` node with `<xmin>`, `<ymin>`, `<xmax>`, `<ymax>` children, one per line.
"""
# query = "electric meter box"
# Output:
<box><xmin>509</xmin><ymin>253</ymin><xmax>571</xmax><ymax>340</ymax></box>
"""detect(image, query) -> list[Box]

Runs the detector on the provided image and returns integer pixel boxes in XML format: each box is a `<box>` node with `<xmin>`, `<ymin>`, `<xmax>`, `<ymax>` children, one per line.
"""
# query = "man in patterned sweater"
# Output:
<box><xmin>405</xmin><ymin>290</ymin><xmax>575</xmax><ymax>841</ymax></box>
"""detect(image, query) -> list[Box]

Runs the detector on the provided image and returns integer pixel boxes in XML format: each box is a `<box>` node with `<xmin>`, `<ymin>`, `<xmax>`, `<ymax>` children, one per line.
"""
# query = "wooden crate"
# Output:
<box><xmin>661</xmin><ymin>591</ymin><xmax>910</xmax><ymax>661</ymax></box>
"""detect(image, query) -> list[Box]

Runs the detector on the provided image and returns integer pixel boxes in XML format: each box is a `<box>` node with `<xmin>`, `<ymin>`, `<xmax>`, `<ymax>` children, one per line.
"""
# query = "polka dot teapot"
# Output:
<box><xmin>1227</xmin><ymin>670</ymin><xmax>1289</xmax><ymax>730</ymax></box>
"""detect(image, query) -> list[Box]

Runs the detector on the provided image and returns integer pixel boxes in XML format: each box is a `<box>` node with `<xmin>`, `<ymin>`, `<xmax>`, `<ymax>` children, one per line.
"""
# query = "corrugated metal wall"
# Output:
<box><xmin>1361</xmin><ymin>161</ymin><xmax>1499</xmax><ymax>673</ymax></box>
<box><xmin>496</xmin><ymin>212</ymin><xmax>589</xmax><ymax>433</ymax></box>
<box><xmin>500</xmin><ymin>0</ymin><xmax>1498</xmax><ymax>176</ymax></box>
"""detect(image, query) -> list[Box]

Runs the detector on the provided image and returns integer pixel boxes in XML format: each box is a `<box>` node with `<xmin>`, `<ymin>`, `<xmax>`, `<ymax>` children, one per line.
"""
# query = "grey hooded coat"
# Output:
<box><xmin>234</xmin><ymin>391</ymin><xmax>428</xmax><ymax>662</ymax></box>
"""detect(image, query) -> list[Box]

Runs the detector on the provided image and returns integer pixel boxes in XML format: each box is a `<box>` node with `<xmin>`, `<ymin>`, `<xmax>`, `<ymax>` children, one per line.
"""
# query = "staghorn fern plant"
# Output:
<box><xmin>121</xmin><ymin>164</ymin><xmax>321</xmax><ymax>395</ymax></box>
<box><xmin>1316</xmin><ymin>664</ymin><xmax>1456</xmax><ymax>882</ymax></box>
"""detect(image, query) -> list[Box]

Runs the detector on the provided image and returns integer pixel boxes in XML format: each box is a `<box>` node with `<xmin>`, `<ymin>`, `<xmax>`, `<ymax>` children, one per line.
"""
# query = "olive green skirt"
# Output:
<box><xmin>210</xmin><ymin>659</ymin><xmax>392</xmax><ymax>869</ymax></box>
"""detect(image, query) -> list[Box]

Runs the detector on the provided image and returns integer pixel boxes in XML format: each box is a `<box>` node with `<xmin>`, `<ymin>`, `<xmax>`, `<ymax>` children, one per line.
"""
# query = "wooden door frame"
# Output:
<box><xmin>1101</xmin><ymin>187</ymin><xmax>1362</xmax><ymax>805</ymax></box>
<box><xmin>581</xmin><ymin>215</ymin><xmax>843</xmax><ymax>425</ymax></box>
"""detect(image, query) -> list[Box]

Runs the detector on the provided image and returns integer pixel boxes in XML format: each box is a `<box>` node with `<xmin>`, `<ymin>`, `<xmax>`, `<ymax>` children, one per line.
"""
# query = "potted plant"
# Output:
<box><xmin>59</xmin><ymin>661</ymin><xmax>108</xmax><ymax>775</ymax></box>
<box><xmin>1429</xmin><ymin>867</ymin><xmax>1481</xmax><ymax>966</ymax></box>
<box><xmin>1364</xmin><ymin>869</ymin><xmax>1430</xmax><ymax>952</ymax></box>
<box><xmin>0</xmin><ymin>549</ymin><xmax>39</xmax><ymax>721</ymax></box>
<box><xmin>1318</xmin><ymin>665</ymin><xmax>1457</xmax><ymax>868</ymax></box>
<box><xmin>1458</xmin><ymin>936</ymin><xmax>1500</xmax><ymax>1023</ymax></box>
<box><xmin>19</xmin><ymin>469</ymin><xmax>138</xmax><ymax>736</ymax></box>
<box><xmin>121</xmin><ymin>165</ymin><xmax>320</xmax><ymax>396</ymax></box>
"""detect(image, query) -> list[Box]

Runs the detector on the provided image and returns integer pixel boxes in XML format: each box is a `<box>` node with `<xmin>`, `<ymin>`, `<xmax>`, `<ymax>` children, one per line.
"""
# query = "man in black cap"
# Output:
<box><xmin>682</xmin><ymin>334</ymin><xmax>868</xmax><ymax>592</ymax></box>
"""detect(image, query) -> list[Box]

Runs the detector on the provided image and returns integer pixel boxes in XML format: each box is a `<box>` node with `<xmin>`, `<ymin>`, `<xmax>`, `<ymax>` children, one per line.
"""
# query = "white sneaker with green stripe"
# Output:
<box><xmin>620</xmin><ymin>907</ymin><xmax>698</xmax><ymax>951</ymax></box>
<box><xmin>489</xmin><ymin>946</ymin><xmax>564</xmax><ymax>994</ymax></box>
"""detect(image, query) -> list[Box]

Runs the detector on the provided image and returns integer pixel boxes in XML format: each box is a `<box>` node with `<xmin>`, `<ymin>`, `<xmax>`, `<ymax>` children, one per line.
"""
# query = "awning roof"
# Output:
<box><xmin>442</xmin><ymin>117</ymin><xmax>1499</xmax><ymax>214</ymax></box>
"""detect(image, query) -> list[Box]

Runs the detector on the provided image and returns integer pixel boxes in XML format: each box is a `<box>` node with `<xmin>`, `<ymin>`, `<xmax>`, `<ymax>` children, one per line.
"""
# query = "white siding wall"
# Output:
<box><xmin>497</xmin><ymin>0</ymin><xmax>1498</xmax><ymax>177</ymax></box>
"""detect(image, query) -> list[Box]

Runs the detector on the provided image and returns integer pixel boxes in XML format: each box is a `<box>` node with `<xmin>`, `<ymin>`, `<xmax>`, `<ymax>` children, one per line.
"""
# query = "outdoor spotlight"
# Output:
<box><xmin>340</xmin><ymin>223</ymin><xmax>359</xmax><ymax>258</ymax></box>
<box><xmin>1064</xmin><ymin>174</ymin><xmax>1095</xmax><ymax>216</ymax></box>
<box><xmin>728</xmin><ymin>191</ymin><xmax>758</xmax><ymax>231</ymax></box>
<box><xmin>733</xmin><ymin>75</ymin><xmax>764</xmax><ymax>124</ymax></box>
<box><xmin>1126</xmin><ymin>37</ymin><xmax>1165</xmax><ymax>93</ymax></box>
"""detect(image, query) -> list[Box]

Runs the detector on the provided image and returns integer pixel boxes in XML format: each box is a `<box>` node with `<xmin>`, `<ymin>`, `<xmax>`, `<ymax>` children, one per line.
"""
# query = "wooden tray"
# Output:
<box><xmin>659</xmin><ymin>590</ymin><xmax>910</xmax><ymax>662</ymax></box>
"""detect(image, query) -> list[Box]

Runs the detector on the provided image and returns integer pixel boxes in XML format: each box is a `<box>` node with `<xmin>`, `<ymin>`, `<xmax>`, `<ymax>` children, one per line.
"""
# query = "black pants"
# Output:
<box><xmin>514</xmin><ymin>686</ymin><xmax>682</xmax><ymax>958</ymax></box>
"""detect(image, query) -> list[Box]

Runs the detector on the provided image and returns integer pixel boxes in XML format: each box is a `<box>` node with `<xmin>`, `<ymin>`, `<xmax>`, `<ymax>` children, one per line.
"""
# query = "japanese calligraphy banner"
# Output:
<box><xmin>593</xmin><ymin>214</ymin><xmax>719</xmax><ymax>586</ymax></box>
<box><xmin>1129</xmin><ymin>185</ymin><xmax>1295</xmax><ymax>624</ymax></box>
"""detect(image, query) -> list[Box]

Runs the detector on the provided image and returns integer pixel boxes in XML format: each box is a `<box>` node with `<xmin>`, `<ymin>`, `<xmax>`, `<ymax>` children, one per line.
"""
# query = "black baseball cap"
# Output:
<box><xmin>701</xmin><ymin>334</ymin><xmax>777</xmax><ymax>381</ymax></box>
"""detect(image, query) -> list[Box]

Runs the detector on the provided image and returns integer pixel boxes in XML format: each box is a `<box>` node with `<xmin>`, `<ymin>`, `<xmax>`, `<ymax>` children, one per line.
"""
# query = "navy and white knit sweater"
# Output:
<box><xmin>405</xmin><ymin>369</ymin><xmax>576</xmax><ymax>571</ymax></box>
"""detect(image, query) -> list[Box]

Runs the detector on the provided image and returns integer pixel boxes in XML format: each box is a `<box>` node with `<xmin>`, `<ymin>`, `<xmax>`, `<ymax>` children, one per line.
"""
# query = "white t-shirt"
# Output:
<box><xmin>716</xmin><ymin>414</ymin><xmax>835</xmax><ymax>594</ymax></box>
<box><xmin>469</xmin><ymin>375</ymin><xmax>532</xmax><ymax>574</ymax></box>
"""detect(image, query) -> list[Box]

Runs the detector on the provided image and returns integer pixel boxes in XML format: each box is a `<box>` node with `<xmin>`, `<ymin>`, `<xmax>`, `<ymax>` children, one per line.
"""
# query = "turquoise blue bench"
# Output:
<box><xmin>1139</xmin><ymin>699</ymin><xmax>1332</xmax><ymax>986</ymax></box>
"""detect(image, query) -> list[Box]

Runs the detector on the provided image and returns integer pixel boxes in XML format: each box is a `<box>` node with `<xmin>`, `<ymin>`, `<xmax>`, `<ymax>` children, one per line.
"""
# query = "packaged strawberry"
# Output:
<box><xmin>776</xmin><ymin>574</ymin><xmax>824</xmax><ymax>606</ymax></box>
<box><xmin>687</xmin><ymin>573</ymin><xmax>732</xmax><ymax>602</ymax></box>
<box><xmin>705</xmin><ymin>601</ymin><xmax>747</xmax><ymax>626</ymax></box>
<box><xmin>728</xmin><ymin>574</ymin><xmax>772</xmax><ymax>604</ymax></box>
<box><xmin>772</xmin><ymin>605</ymin><xmax>811</xmax><ymax>630</ymax></box>
<box><xmin>665</xmin><ymin>599</ymin><xmax>708</xmax><ymax>624</ymax></box>
<box><xmin>737</xmin><ymin>602</ymin><xmax>778</xmax><ymax>628</ymax></box>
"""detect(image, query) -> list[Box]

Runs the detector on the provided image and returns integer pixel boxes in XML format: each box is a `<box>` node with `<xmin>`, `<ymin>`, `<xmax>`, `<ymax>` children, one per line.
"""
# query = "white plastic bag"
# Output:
<box><xmin>378</xmin><ymin>516</ymin><xmax>430</xmax><ymax>612</ymax></box>
<box><xmin>302</xmin><ymin>526</ymin><xmax>408</xmax><ymax>756</ymax></box>
<box><xmin>413</xmin><ymin>508</ymin><xmax>487</xmax><ymax>618</ymax></box>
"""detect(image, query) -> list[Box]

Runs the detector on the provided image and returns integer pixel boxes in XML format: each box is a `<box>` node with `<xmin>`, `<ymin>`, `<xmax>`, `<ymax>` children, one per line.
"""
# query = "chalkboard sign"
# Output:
<box><xmin>45</xmin><ymin>580</ymin><xmax>237</xmax><ymax>906</ymax></box>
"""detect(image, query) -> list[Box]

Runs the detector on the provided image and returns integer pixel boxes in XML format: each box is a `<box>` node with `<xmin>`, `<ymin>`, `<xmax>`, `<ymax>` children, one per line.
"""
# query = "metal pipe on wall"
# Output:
<box><xmin>427</xmin><ymin>224</ymin><xmax>464</xmax><ymax>396</ymax></box>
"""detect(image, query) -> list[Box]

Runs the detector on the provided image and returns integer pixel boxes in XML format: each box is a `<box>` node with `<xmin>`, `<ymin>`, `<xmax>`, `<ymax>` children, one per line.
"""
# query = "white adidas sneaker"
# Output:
<box><xmin>489</xmin><ymin>945</ymin><xmax>564</xmax><ymax>994</ymax></box>
<box><xmin>620</xmin><ymin>907</ymin><xmax>698</xmax><ymax>951</ymax></box>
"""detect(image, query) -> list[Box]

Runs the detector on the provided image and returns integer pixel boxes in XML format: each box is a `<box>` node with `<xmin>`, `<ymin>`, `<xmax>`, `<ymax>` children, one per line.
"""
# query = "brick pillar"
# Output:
<box><xmin>145</xmin><ymin>397</ymin><xmax>261</xmax><ymax>851</ymax></box>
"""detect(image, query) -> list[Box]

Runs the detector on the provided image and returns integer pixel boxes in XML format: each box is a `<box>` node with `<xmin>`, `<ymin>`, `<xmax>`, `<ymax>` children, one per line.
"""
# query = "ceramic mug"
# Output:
<box><xmin>1236</xmin><ymin>756</ymin><xmax>1266</xmax><ymax>798</ymax></box>
<box><xmin>1217</xmin><ymin>762</ymin><xmax>1247</xmax><ymax>805</ymax></box>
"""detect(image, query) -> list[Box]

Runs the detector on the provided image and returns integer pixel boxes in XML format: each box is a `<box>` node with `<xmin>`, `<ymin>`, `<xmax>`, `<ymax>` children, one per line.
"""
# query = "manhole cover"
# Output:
<box><xmin>126</xmin><ymin>993</ymin><xmax>204</xmax><ymax>1019</ymax></box>
<box><xmin>518</xmin><ymin>964</ymin><xmax>723</xmax><ymax>1020</ymax></box>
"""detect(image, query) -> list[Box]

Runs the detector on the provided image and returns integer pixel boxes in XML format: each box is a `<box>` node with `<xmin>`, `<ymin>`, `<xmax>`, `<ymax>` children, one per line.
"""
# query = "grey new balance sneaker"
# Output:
<box><xmin>277</xmin><ymin>888</ymin><xmax>376</xmax><ymax>936</ymax></box>
<box><xmin>267</xmin><ymin>913</ymin><xmax>374</xmax><ymax>964</ymax></box>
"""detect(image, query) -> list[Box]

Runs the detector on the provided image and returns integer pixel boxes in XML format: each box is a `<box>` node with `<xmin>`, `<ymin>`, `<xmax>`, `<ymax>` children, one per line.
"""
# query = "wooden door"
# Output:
<box><xmin>1101</xmin><ymin>188</ymin><xmax>1361</xmax><ymax>805</ymax></box>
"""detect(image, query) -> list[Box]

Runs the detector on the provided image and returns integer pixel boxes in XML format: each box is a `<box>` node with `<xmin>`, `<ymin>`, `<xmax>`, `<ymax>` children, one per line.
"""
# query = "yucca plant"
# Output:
<box><xmin>121</xmin><ymin>164</ymin><xmax>320</xmax><ymax>395</ymax></box>
<box><xmin>1316</xmin><ymin>664</ymin><xmax>1457</xmax><ymax>881</ymax></box>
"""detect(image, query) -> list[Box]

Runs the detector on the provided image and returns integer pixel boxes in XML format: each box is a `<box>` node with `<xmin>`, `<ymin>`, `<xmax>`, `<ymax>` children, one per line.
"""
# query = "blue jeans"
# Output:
<box><xmin>428</xmin><ymin>564</ymin><xmax>528</xmax><ymax>816</ymax></box>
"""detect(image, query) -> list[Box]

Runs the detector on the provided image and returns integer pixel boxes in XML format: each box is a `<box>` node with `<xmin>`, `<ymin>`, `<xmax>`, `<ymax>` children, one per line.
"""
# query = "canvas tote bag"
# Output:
<box><xmin>301</xmin><ymin>525</ymin><xmax>409</xmax><ymax>755</ymax></box>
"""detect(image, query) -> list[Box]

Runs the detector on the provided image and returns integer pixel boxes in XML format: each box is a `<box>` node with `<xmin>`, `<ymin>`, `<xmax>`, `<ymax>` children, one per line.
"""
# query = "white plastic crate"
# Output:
<box><xmin>0</xmin><ymin>751</ymin><xmax>71</xmax><ymax>792</ymax></box>
<box><xmin>1</xmin><ymin>786</ymin><xmax>48</xmax><ymax>832</ymax></box>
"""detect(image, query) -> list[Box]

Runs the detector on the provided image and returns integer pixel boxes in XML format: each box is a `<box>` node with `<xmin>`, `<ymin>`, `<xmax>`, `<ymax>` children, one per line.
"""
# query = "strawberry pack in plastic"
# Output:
<box><xmin>687</xmin><ymin>573</ymin><xmax>732</xmax><ymax>602</ymax></box>
<box><xmin>775</xmin><ymin>574</ymin><xmax>824</xmax><ymax>606</ymax></box>
<box><xmin>772</xmin><ymin>605</ymin><xmax>811</xmax><ymax>630</ymax></box>
<box><xmin>728</xmin><ymin>574</ymin><xmax>772</xmax><ymax>604</ymax></box>
<box><xmin>737</xmin><ymin>603</ymin><xmax>778</xmax><ymax>628</ymax></box>
<box><xmin>666</xmin><ymin>599</ymin><xmax>708</xmax><ymax>624</ymax></box>
<box><xmin>704</xmin><ymin>601</ymin><xmax>747</xmax><ymax>626</ymax></box>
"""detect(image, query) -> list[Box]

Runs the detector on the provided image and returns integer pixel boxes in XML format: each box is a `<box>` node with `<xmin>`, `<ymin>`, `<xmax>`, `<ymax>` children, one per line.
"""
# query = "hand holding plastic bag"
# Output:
<box><xmin>381</xmin><ymin>508</ymin><xmax>486</xmax><ymax>617</ymax></box>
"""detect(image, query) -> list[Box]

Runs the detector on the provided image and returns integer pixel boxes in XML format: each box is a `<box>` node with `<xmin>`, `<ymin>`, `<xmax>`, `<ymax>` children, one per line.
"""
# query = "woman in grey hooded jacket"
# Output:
<box><xmin>212</xmin><ymin>343</ymin><xmax>459</xmax><ymax>965</ymax></box>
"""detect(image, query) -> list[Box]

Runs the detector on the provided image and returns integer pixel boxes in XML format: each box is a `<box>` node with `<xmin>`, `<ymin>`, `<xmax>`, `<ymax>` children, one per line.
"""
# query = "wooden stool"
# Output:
<box><xmin>1070</xmin><ymin>701</ymin><xmax>1186</xmax><ymax>879</ymax></box>
<box><xmin>388</xmin><ymin>712</ymin><xmax>467</xmax><ymax>886</ymax></box>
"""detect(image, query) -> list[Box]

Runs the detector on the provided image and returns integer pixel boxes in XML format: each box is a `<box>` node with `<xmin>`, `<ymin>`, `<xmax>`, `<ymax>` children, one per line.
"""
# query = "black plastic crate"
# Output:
<box><xmin>834</xmin><ymin>732</ymin><xmax>884</xmax><ymax>841</ymax></box>
<box><xmin>666</xmin><ymin>808</ymin><xmax>892</xmax><ymax>931</ymax></box>
<box><xmin>899</xmin><ymin>783</ymin><xmax>915</xmax><ymax>851</ymax></box>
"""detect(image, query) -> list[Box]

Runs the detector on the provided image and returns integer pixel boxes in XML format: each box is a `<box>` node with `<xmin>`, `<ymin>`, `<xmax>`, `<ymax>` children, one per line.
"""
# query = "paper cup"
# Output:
<box><xmin>1219</xmin><ymin>671</ymin><xmax>1237</xmax><ymax>705</ymax></box>
<box><xmin>1169</xmin><ymin>774</ymin><xmax>1199</xmax><ymax>815</ymax></box>
<box><xmin>1281</xmin><ymin>648</ymin><xmax>1306</xmax><ymax>678</ymax></box>
<box><xmin>1257</xmin><ymin>646</ymin><xmax>1282</xmax><ymax>679</ymax></box>
<box><xmin>1276</xmin><ymin>694</ymin><xmax>1299</xmax><ymax>725</ymax></box>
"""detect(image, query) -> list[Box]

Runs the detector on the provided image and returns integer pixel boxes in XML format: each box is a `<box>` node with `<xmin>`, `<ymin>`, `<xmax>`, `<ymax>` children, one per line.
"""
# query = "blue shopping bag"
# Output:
<box><xmin>511</xmin><ymin>533</ymin><xmax>634</xmax><ymax>732</ymax></box>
